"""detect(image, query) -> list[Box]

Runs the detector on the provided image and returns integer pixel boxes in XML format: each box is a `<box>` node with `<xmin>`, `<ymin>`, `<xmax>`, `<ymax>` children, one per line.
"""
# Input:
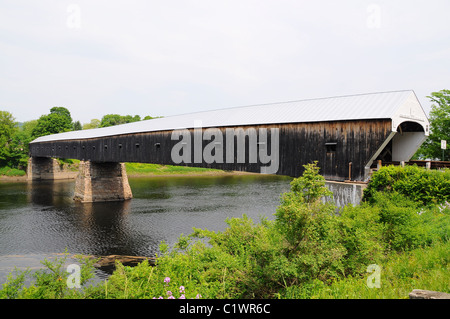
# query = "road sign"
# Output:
<box><xmin>442</xmin><ymin>140</ymin><xmax>447</xmax><ymax>150</ymax></box>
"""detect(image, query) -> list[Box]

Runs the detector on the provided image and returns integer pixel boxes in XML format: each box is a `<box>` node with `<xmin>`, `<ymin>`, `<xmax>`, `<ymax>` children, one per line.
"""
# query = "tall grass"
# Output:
<box><xmin>279</xmin><ymin>240</ymin><xmax>450</xmax><ymax>299</ymax></box>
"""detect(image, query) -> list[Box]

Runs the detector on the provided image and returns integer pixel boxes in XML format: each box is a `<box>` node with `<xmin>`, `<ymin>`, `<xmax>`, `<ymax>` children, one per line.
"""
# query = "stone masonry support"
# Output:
<box><xmin>27</xmin><ymin>157</ymin><xmax>78</xmax><ymax>180</ymax></box>
<box><xmin>73</xmin><ymin>161</ymin><xmax>133</xmax><ymax>202</ymax></box>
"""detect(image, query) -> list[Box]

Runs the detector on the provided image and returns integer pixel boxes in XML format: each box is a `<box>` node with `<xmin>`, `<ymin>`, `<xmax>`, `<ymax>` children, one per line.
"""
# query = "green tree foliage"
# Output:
<box><xmin>416</xmin><ymin>89</ymin><xmax>450</xmax><ymax>160</ymax></box>
<box><xmin>99</xmin><ymin>114</ymin><xmax>141</xmax><ymax>127</ymax></box>
<box><xmin>49</xmin><ymin>107</ymin><xmax>73</xmax><ymax>123</ymax></box>
<box><xmin>72</xmin><ymin>120</ymin><xmax>82</xmax><ymax>131</ymax></box>
<box><xmin>273</xmin><ymin>163</ymin><xmax>346</xmax><ymax>284</ymax></box>
<box><xmin>274</xmin><ymin>162</ymin><xmax>336</xmax><ymax>253</ymax></box>
<box><xmin>143</xmin><ymin>115</ymin><xmax>163</xmax><ymax>120</ymax></box>
<box><xmin>0</xmin><ymin>252</ymin><xmax>96</xmax><ymax>299</ymax></box>
<box><xmin>7</xmin><ymin>120</ymin><xmax>38</xmax><ymax>168</ymax></box>
<box><xmin>0</xmin><ymin>111</ymin><xmax>18</xmax><ymax>167</ymax></box>
<box><xmin>84</xmin><ymin>115</ymin><xmax>160</xmax><ymax>130</ymax></box>
<box><xmin>82</xmin><ymin>119</ymin><xmax>100</xmax><ymax>130</ymax></box>
<box><xmin>363</xmin><ymin>165</ymin><xmax>450</xmax><ymax>205</ymax></box>
<box><xmin>32</xmin><ymin>107</ymin><xmax>74</xmax><ymax>139</ymax></box>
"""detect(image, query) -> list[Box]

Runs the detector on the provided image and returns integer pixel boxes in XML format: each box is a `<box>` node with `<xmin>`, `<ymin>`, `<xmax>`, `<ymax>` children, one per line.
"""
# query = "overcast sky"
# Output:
<box><xmin>1</xmin><ymin>0</ymin><xmax>449</xmax><ymax>124</ymax></box>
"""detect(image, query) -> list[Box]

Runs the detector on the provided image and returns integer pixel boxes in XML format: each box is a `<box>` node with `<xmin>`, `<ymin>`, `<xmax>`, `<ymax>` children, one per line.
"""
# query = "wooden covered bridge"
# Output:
<box><xmin>28</xmin><ymin>90</ymin><xmax>429</xmax><ymax>202</ymax></box>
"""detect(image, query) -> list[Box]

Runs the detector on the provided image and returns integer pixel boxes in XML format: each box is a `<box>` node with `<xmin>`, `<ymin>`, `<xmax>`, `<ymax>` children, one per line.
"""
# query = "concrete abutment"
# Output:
<box><xmin>325</xmin><ymin>181</ymin><xmax>366</xmax><ymax>208</ymax></box>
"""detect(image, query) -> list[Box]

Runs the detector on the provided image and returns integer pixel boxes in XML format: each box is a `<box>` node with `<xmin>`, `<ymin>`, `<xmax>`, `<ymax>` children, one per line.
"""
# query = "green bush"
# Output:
<box><xmin>364</xmin><ymin>165</ymin><xmax>450</xmax><ymax>206</ymax></box>
<box><xmin>372</xmin><ymin>192</ymin><xmax>429</xmax><ymax>250</ymax></box>
<box><xmin>0</xmin><ymin>252</ymin><xmax>96</xmax><ymax>299</ymax></box>
<box><xmin>2</xmin><ymin>162</ymin><xmax>450</xmax><ymax>299</ymax></box>
<box><xmin>337</xmin><ymin>203</ymin><xmax>386</xmax><ymax>275</ymax></box>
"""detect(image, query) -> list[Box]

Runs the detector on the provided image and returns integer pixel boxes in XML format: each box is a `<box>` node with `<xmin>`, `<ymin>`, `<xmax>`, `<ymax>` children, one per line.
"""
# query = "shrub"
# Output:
<box><xmin>274</xmin><ymin>162</ymin><xmax>347</xmax><ymax>284</ymax></box>
<box><xmin>371</xmin><ymin>192</ymin><xmax>432</xmax><ymax>251</ymax></box>
<box><xmin>364</xmin><ymin>165</ymin><xmax>450</xmax><ymax>206</ymax></box>
<box><xmin>2</xmin><ymin>162</ymin><xmax>450</xmax><ymax>299</ymax></box>
<box><xmin>0</xmin><ymin>252</ymin><xmax>96</xmax><ymax>299</ymax></box>
<box><xmin>337</xmin><ymin>203</ymin><xmax>386</xmax><ymax>275</ymax></box>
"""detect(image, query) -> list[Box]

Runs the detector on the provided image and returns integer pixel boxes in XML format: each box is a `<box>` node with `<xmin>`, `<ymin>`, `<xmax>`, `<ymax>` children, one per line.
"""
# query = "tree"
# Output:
<box><xmin>32</xmin><ymin>107</ymin><xmax>73</xmax><ymax>139</ymax></box>
<box><xmin>50</xmin><ymin>107</ymin><xmax>72</xmax><ymax>123</ymax></box>
<box><xmin>143</xmin><ymin>115</ymin><xmax>163</xmax><ymax>120</ymax></box>
<box><xmin>0</xmin><ymin>111</ymin><xmax>18</xmax><ymax>167</ymax></box>
<box><xmin>82</xmin><ymin>119</ymin><xmax>100</xmax><ymax>130</ymax></box>
<box><xmin>99</xmin><ymin>114</ymin><xmax>122</xmax><ymax>127</ymax></box>
<box><xmin>415</xmin><ymin>90</ymin><xmax>450</xmax><ymax>160</ymax></box>
<box><xmin>72</xmin><ymin>120</ymin><xmax>82</xmax><ymax>131</ymax></box>
<box><xmin>99</xmin><ymin>114</ymin><xmax>141</xmax><ymax>128</ymax></box>
<box><xmin>9</xmin><ymin>120</ymin><xmax>37</xmax><ymax>168</ymax></box>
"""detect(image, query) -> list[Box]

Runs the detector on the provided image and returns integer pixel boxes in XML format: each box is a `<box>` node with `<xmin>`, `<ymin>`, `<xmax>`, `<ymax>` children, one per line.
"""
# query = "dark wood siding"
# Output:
<box><xmin>29</xmin><ymin>119</ymin><xmax>393</xmax><ymax>181</ymax></box>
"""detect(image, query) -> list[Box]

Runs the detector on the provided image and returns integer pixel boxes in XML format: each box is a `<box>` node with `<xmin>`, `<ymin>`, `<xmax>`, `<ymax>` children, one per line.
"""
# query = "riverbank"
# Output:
<box><xmin>0</xmin><ymin>166</ymin><xmax>26</xmax><ymax>181</ymax></box>
<box><xmin>0</xmin><ymin>175</ymin><xmax>27</xmax><ymax>182</ymax></box>
<box><xmin>124</xmin><ymin>162</ymin><xmax>255</xmax><ymax>178</ymax></box>
<box><xmin>0</xmin><ymin>162</ymin><xmax>259</xmax><ymax>182</ymax></box>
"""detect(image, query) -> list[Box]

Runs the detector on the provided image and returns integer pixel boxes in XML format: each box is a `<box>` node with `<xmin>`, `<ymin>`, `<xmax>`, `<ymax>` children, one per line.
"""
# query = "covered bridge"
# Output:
<box><xmin>29</xmin><ymin>90</ymin><xmax>429</xmax><ymax>187</ymax></box>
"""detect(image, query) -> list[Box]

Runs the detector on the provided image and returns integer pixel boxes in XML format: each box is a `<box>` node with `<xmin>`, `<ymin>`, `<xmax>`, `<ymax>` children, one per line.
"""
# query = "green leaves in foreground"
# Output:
<box><xmin>1</xmin><ymin>163</ymin><xmax>450</xmax><ymax>299</ymax></box>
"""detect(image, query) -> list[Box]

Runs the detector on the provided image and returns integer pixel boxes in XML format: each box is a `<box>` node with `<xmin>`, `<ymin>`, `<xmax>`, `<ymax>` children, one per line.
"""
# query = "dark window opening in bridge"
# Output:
<box><xmin>397</xmin><ymin>121</ymin><xmax>424</xmax><ymax>133</ymax></box>
<box><xmin>118</xmin><ymin>144</ymin><xmax>122</xmax><ymax>149</ymax></box>
<box><xmin>155</xmin><ymin>143</ymin><xmax>161</xmax><ymax>148</ymax></box>
<box><xmin>325</xmin><ymin>142</ymin><xmax>337</xmax><ymax>153</ymax></box>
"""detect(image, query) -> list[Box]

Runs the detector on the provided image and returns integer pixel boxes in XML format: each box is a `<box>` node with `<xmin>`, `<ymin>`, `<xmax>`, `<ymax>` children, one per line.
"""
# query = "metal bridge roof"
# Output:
<box><xmin>31</xmin><ymin>90</ymin><xmax>428</xmax><ymax>143</ymax></box>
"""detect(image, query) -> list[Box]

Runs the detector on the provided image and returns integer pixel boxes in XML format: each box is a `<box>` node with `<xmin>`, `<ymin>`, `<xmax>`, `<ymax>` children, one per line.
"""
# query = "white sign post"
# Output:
<box><xmin>442</xmin><ymin>140</ymin><xmax>447</xmax><ymax>161</ymax></box>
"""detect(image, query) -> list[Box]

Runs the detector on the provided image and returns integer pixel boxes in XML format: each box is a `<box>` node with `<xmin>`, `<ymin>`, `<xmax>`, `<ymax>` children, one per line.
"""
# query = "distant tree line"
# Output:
<box><xmin>0</xmin><ymin>106</ymin><xmax>161</xmax><ymax>170</ymax></box>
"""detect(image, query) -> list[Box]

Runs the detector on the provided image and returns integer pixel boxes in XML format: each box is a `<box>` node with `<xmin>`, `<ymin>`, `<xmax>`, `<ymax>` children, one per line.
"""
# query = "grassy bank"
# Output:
<box><xmin>0</xmin><ymin>166</ymin><xmax>26</xmax><ymax>177</ymax></box>
<box><xmin>1</xmin><ymin>164</ymin><xmax>449</xmax><ymax>299</ymax></box>
<box><xmin>125</xmin><ymin>162</ymin><xmax>226</xmax><ymax>176</ymax></box>
<box><xmin>280</xmin><ymin>240</ymin><xmax>450</xmax><ymax>298</ymax></box>
<box><xmin>0</xmin><ymin>161</ymin><xmax>225</xmax><ymax>180</ymax></box>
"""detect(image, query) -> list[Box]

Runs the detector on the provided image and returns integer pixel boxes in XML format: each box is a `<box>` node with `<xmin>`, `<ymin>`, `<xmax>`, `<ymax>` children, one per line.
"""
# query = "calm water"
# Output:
<box><xmin>0</xmin><ymin>174</ymin><xmax>291</xmax><ymax>283</ymax></box>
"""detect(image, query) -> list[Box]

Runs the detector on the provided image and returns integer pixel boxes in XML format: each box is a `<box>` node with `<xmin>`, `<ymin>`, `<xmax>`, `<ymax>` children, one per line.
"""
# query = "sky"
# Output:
<box><xmin>1</xmin><ymin>0</ymin><xmax>449</xmax><ymax>124</ymax></box>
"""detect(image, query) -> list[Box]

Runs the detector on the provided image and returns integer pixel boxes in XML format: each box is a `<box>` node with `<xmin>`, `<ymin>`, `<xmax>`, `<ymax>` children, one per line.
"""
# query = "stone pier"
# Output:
<box><xmin>27</xmin><ymin>157</ymin><xmax>78</xmax><ymax>180</ymax></box>
<box><xmin>73</xmin><ymin>161</ymin><xmax>133</xmax><ymax>203</ymax></box>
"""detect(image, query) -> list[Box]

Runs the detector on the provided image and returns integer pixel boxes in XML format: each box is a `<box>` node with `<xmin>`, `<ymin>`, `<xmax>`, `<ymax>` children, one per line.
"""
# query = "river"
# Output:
<box><xmin>0</xmin><ymin>174</ymin><xmax>292</xmax><ymax>283</ymax></box>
